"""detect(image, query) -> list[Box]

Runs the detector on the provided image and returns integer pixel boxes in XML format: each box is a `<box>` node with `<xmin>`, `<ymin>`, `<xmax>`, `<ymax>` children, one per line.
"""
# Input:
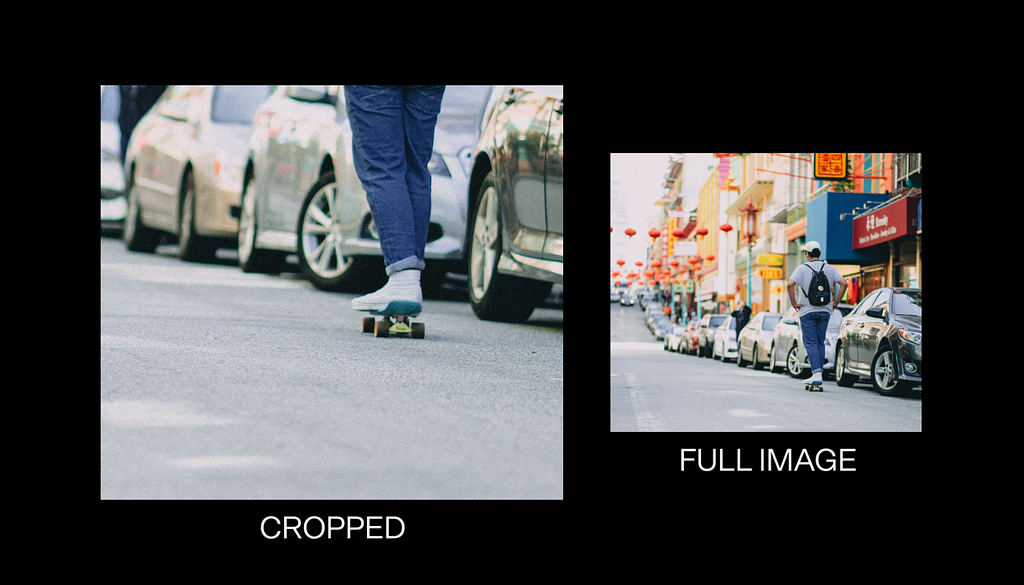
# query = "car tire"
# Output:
<box><xmin>871</xmin><ymin>345</ymin><xmax>912</xmax><ymax>397</ymax></box>
<box><xmin>787</xmin><ymin>345</ymin><xmax>810</xmax><ymax>379</ymax></box>
<box><xmin>237</xmin><ymin>174</ymin><xmax>288</xmax><ymax>274</ymax></box>
<box><xmin>123</xmin><ymin>167</ymin><xmax>159</xmax><ymax>253</ymax></box>
<box><xmin>177</xmin><ymin>169</ymin><xmax>218</xmax><ymax>263</ymax></box>
<box><xmin>834</xmin><ymin>343</ymin><xmax>858</xmax><ymax>387</ymax></box>
<box><xmin>296</xmin><ymin>172</ymin><xmax>376</xmax><ymax>291</ymax></box>
<box><xmin>467</xmin><ymin>171</ymin><xmax>552</xmax><ymax>323</ymax></box>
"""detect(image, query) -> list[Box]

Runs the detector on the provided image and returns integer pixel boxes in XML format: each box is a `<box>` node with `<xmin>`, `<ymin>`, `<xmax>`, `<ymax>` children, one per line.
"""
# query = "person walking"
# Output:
<box><xmin>346</xmin><ymin>85</ymin><xmax>446</xmax><ymax>316</ymax></box>
<box><xmin>785</xmin><ymin>241</ymin><xmax>848</xmax><ymax>391</ymax></box>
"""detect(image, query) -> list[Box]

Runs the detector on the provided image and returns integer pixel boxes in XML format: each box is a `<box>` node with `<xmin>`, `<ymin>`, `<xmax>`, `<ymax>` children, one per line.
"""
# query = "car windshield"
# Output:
<box><xmin>212</xmin><ymin>85</ymin><xmax>272</xmax><ymax>125</ymax></box>
<box><xmin>762</xmin><ymin>315</ymin><xmax>781</xmax><ymax>330</ymax></box>
<box><xmin>893</xmin><ymin>291</ymin><xmax>922</xmax><ymax>316</ymax></box>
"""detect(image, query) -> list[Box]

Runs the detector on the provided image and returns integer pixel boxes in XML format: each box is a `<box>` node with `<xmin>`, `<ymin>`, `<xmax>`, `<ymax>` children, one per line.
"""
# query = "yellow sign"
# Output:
<box><xmin>813</xmin><ymin>153</ymin><xmax>848</xmax><ymax>180</ymax></box>
<box><xmin>757</xmin><ymin>254</ymin><xmax>784</xmax><ymax>266</ymax></box>
<box><xmin>758</xmin><ymin>268</ymin><xmax>783</xmax><ymax>280</ymax></box>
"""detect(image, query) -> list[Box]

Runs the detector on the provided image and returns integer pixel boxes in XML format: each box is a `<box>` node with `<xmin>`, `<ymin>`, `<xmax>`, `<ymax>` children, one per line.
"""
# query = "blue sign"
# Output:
<box><xmin>805</xmin><ymin>192</ymin><xmax>890</xmax><ymax>264</ymax></box>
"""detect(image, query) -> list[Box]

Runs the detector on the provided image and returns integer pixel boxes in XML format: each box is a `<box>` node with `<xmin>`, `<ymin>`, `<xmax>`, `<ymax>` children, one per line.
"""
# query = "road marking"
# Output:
<box><xmin>166</xmin><ymin>455</ymin><xmax>280</xmax><ymax>470</ymax></box>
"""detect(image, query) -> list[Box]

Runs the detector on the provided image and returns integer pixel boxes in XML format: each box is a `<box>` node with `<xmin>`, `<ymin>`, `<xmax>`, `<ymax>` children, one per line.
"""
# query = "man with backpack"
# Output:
<box><xmin>785</xmin><ymin>241</ymin><xmax>848</xmax><ymax>391</ymax></box>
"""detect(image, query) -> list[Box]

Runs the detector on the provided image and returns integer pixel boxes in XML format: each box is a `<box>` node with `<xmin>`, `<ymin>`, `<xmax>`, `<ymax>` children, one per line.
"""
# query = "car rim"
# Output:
<box><xmin>837</xmin><ymin>347</ymin><xmax>845</xmax><ymax>377</ymax></box>
<box><xmin>301</xmin><ymin>182</ymin><xmax>345</xmax><ymax>278</ymax></box>
<box><xmin>125</xmin><ymin>183</ymin><xmax>138</xmax><ymax>241</ymax></box>
<box><xmin>238</xmin><ymin>179</ymin><xmax>256</xmax><ymax>263</ymax></box>
<box><xmin>471</xmin><ymin>185</ymin><xmax>499</xmax><ymax>300</ymax></box>
<box><xmin>788</xmin><ymin>347</ymin><xmax>801</xmax><ymax>375</ymax></box>
<box><xmin>875</xmin><ymin>350</ymin><xmax>896</xmax><ymax>390</ymax></box>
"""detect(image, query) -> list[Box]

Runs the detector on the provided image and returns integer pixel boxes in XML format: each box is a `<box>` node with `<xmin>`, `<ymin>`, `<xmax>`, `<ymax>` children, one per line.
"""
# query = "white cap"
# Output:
<box><xmin>802</xmin><ymin>241</ymin><xmax>821</xmax><ymax>253</ymax></box>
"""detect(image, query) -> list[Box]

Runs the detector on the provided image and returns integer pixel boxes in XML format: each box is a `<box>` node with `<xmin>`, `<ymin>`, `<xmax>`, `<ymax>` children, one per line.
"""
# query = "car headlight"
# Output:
<box><xmin>899</xmin><ymin>329</ymin><xmax>921</xmax><ymax>344</ymax></box>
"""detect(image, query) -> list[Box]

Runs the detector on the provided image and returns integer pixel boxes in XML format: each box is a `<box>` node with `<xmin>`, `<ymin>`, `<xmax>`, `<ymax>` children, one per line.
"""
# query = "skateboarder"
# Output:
<box><xmin>346</xmin><ymin>86</ymin><xmax>446</xmax><ymax>317</ymax></box>
<box><xmin>785</xmin><ymin>241</ymin><xmax>848</xmax><ymax>391</ymax></box>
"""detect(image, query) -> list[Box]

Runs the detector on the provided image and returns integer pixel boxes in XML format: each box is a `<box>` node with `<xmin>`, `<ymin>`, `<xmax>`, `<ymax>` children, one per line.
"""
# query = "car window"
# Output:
<box><xmin>762</xmin><ymin>315</ymin><xmax>781</xmax><ymax>330</ymax></box>
<box><xmin>854</xmin><ymin>291</ymin><xmax>880</xmax><ymax>316</ymax></box>
<box><xmin>871</xmin><ymin>289</ymin><xmax>891</xmax><ymax>313</ymax></box>
<box><xmin>708</xmin><ymin>315</ymin><xmax>726</xmax><ymax>328</ymax></box>
<box><xmin>893</xmin><ymin>291</ymin><xmax>922</xmax><ymax>316</ymax></box>
<box><xmin>212</xmin><ymin>85</ymin><xmax>273</xmax><ymax>125</ymax></box>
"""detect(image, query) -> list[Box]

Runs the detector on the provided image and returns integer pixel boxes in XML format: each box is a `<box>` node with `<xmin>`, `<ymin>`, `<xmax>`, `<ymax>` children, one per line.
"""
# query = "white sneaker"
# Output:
<box><xmin>351</xmin><ymin>269</ymin><xmax>423</xmax><ymax>315</ymax></box>
<box><xmin>810</xmin><ymin>371</ymin><xmax>823</xmax><ymax>384</ymax></box>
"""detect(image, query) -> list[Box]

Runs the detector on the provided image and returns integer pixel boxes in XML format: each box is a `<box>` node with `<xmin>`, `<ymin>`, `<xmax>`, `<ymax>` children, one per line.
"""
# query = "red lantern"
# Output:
<box><xmin>696</xmin><ymin>227</ymin><xmax>709</xmax><ymax>237</ymax></box>
<box><xmin>651</xmin><ymin>260</ymin><xmax>662</xmax><ymax>269</ymax></box>
<box><xmin>672</xmin><ymin>229</ymin><xmax>685</xmax><ymax>239</ymax></box>
<box><xmin>635</xmin><ymin>261</ymin><xmax>643</xmax><ymax>267</ymax></box>
<box><xmin>648</xmin><ymin>228</ymin><xmax>661</xmax><ymax>240</ymax></box>
<box><xmin>616</xmin><ymin>259</ymin><xmax>625</xmax><ymax>267</ymax></box>
<box><xmin>610</xmin><ymin>226</ymin><xmax>613</xmax><ymax>233</ymax></box>
<box><xmin>624</xmin><ymin>228</ymin><xmax>636</xmax><ymax>238</ymax></box>
<box><xmin>669</xmin><ymin>259</ymin><xmax>679</xmax><ymax>268</ymax></box>
<box><xmin>719</xmin><ymin>223</ymin><xmax>733</xmax><ymax>233</ymax></box>
<box><xmin>705</xmin><ymin>255</ymin><xmax>716</xmax><ymax>262</ymax></box>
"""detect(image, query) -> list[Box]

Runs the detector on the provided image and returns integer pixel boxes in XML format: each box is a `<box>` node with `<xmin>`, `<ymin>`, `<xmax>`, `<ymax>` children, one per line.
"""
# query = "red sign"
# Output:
<box><xmin>852</xmin><ymin>196</ymin><xmax>921</xmax><ymax>250</ymax></box>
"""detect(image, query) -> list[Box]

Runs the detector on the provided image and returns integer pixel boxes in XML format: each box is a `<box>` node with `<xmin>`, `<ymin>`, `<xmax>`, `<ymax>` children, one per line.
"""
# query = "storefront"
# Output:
<box><xmin>852</xmin><ymin>194</ymin><xmax>921</xmax><ymax>292</ymax></box>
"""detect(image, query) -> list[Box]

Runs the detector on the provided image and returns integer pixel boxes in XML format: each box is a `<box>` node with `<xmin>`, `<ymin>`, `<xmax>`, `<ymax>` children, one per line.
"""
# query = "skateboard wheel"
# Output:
<box><xmin>412</xmin><ymin>322</ymin><xmax>425</xmax><ymax>339</ymax></box>
<box><xmin>362</xmin><ymin>316</ymin><xmax>374</xmax><ymax>333</ymax></box>
<box><xmin>374</xmin><ymin>319</ymin><xmax>389</xmax><ymax>337</ymax></box>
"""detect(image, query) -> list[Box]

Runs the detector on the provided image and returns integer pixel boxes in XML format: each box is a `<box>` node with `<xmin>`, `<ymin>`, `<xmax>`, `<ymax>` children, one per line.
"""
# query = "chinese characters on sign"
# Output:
<box><xmin>813</xmin><ymin>153</ymin><xmax>847</xmax><ymax>180</ymax></box>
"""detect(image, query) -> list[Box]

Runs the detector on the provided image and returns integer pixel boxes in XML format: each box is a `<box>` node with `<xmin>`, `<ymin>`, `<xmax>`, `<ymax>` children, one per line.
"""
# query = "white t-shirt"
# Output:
<box><xmin>789</xmin><ymin>260</ymin><xmax>843</xmax><ymax>317</ymax></box>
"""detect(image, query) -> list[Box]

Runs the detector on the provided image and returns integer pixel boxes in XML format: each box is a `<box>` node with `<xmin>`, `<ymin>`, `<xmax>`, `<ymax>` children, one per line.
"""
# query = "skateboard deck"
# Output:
<box><xmin>804</xmin><ymin>382</ymin><xmax>823</xmax><ymax>392</ymax></box>
<box><xmin>359</xmin><ymin>300</ymin><xmax>424</xmax><ymax>339</ymax></box>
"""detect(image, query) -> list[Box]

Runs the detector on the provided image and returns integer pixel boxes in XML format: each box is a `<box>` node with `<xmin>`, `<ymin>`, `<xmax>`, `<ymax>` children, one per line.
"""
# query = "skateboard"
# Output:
<box><xmin>360</xmin><ymin>300</ymin><xmax>424</xmax><ymax>339</ymax></box>
<box><xmin>804</xmin><ymin>381</ymin><xmax>823</xmax><ymax>392</ymax></box>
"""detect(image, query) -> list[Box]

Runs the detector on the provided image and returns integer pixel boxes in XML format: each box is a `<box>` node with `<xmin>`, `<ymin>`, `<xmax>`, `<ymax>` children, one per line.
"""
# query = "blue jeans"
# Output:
<box><xmin>344</xmin><ymin>85</ymin><xmax>445</xmax><ymax>276</ymax></box>
<box><xmin>799</xmin><ymin>311</ymin><xmax>831</xmax><ymax>374</ymax></box>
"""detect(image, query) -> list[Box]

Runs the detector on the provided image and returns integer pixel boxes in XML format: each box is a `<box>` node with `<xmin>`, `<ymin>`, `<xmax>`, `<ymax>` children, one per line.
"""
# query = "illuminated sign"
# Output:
<box><xmin>813</xmin><ymin>153</ymin><xmax>848</xmax><ymax>180</ymax></box>
<box><xmin>756</xmin><ymin>254</ymin><xmax>784</xmax><ymax>266</ymax></box>
<box><xmin>758</xmin><ymin>268</ymin><xmax>784</xmax><ymax>280</ymax></box>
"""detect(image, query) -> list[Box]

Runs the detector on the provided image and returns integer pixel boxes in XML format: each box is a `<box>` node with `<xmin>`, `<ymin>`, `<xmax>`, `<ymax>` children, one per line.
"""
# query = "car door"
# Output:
<box><xmin>861</xmin><ymin>289</ymin><xmax>891</xmax><ymax>365</ymax></box>
<box><xmin>542</xmin><ymin>88</ymin><xmax>562</xmax><ymax>264</ymax></box>
<box><xmin>146</xmin><ymin>85</ymin><xmax>202</xmax><ymax>229</ymax></box>
<box><xmin>493</xmin><ymin>87</ymin><xmax>550</xmax><ymax>259</ymax></box>
<box><xmin>845</xmin><ymin>290</ymin><xmax>879</xmax><ymax>367</ymax></box>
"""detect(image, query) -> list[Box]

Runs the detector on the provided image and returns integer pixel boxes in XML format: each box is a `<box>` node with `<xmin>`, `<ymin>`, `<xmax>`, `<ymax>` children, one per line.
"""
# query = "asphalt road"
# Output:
<box><xmin>610</xmin><ymin>302</ymin><xmax>921</xmax><ymax>431</ymax></box>
<box><xmin>101</xmin><ymin>236</ymin><xmax>563</xmax><ymax>498</ymax></box>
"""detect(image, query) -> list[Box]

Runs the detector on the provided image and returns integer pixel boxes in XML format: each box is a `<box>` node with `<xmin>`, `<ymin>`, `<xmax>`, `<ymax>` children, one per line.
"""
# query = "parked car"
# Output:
<box><xmin>619</xmin><ymin>293</ymin><xmax>635</xmax><ymax>306</ymax></box>
<box><xmin>697</xmin><ymin>314</ymin><xmax>727</xmax><ymax>358</ymax></box>
<box><xmin>835</xmin><ymin>288</ymin><xmax>921</xmax><ymax>396</ymax></box>
<box><xmin>664</xmin><ymin>324</ymin><xmax>687</xmax><ymax>352</ymax></box>
<box><xmin>123</xmin><ymin>85</ymin><xmax>272</xmax><ymax>261</ymax></box>
<box><xmin>101</xmin><ymin>86</ymin><xmax>126</xmax><ymax>231</ymax></box>
<box><xmin>466</xmin><ymin>86</ymin><xmax>563</xmax><ymax>322</ymax></box>
<box><xmin>769</xmin><ymin>305</ymin><xmax>853</xmax><ymax>378</ymax></box>
<box><xmin>736</xmin><ymin>311</ymin><xmax>783</xmax><ymax>369</ymax></box>
<box><xmin>712</xmin><ymin>315</ymin><xmax>740</xmax><ymax>362</ymax></box>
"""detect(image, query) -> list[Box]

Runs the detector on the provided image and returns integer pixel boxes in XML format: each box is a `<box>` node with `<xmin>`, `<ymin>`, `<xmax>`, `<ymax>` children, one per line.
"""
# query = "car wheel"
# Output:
<box><xmin>787</xmin><ymin>345</ymin><xmax>810</xmax><ymax>379</ymax></box>
<box><xmin>238</xmin><ymin>174</ymin><xmax>287</xmax><ymax>273</ymax></box>
<box><xmin>871</xmin><ymin>346</ymin><xmax>911</xmax><ymax>397</ymax></box>
<box><xmin>467</xmin><ymin>170</ymin><xmax>551</xmax><ymax>323</ymax></box>
<box><xmin>178</xmin><ymin>170</ymin><xmax>217</xmax><ymax>262</ymax></box>
<box><xmin>297</xmin><ymin>172</ymin><xmax>369</xmax><ymax>291</ymax></box>
<box><xmin>768</xmin><ymin>343</ymin><xmax>784</xmax><ymax>373</ymax></box>
<box><xmin>123</xmin><ymin>167</ymin><xmax>159</xmax><ymax>253</ymax></box>
<box><xmin>834</xmin><ymin>343</ymin><xmax>858</xmax><ymax>387</ymax></box>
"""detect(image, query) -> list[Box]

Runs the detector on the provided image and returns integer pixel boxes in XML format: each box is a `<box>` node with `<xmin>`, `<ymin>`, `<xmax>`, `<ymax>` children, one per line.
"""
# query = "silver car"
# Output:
<box><xmin>123</xmin><ymin>85</ymin><xmax>272</xmax><ymax>261</ymax></box>
<box><xmin>736</xmin><ymin>311</ymin><xmax>783</xmax><ymax>369</ymax></box>
<box><xmin>769</xmin><ymin>306</ymin><xmax>853</xmax><ymax>378</ymax></box>
<box><xmin>466</xmin><ymin>86</ymin><xmax>563</xmax><ymax>322</ymax></box>
<box><xmin>239</xmin><ymin>85</ymin><xmax>492</xmax><ymax>292</ymax></box>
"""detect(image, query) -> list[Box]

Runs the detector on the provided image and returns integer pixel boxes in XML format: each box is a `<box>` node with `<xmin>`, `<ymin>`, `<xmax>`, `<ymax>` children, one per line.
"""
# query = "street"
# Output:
<box><xmin>610</xmin><ymin>303</ymin><xmax>921</xmax><ymax>431</ymax></box>
<box><xmin>101</xmin><ymin>236</ymin><xmax>563</xmax><ymax>498</ymax></box>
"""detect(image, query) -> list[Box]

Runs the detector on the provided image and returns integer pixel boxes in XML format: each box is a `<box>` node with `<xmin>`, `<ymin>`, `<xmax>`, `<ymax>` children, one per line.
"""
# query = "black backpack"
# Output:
<box><xmin>804</xmin><ymin>262</ymin><xmax>831</xmax><ymax>306</ymax></box>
